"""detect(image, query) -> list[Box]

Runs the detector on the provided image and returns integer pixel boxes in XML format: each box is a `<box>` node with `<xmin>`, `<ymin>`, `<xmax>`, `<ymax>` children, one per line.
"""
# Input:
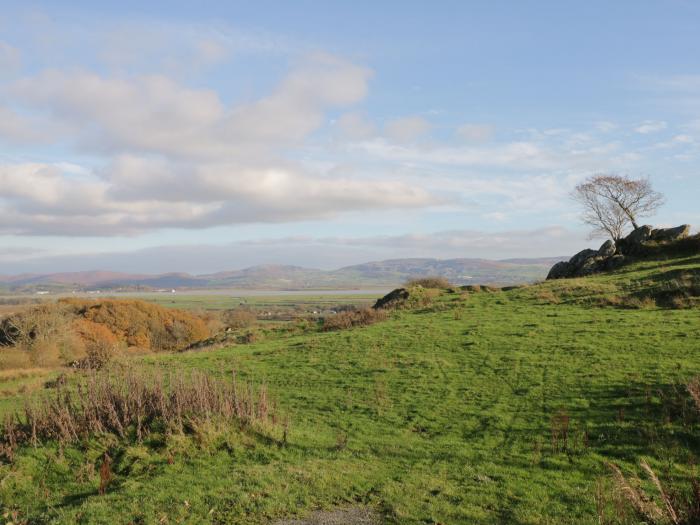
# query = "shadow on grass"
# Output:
<box><xmin>548</xmin><ymin>380</ymin><xmax>700</xmax><ymax>462</ymax></box>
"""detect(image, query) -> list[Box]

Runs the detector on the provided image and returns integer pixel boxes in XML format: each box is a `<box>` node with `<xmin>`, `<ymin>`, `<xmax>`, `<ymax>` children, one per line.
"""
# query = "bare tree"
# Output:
<box><xmin>572</xmin><ymin>174</ymin><xmax>665</xmax><ymax>240</ymax></box>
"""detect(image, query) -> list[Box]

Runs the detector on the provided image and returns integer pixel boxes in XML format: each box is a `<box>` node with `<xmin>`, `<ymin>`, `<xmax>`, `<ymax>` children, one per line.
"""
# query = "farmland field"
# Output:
<box><xmin>133</xmin><ymin>290</ymin><xmax>386</xmax><ymax>312</ymax></box>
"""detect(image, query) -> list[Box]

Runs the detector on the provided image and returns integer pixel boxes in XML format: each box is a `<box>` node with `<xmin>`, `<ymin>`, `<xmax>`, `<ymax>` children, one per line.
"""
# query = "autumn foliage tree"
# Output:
<box><xmin>572</xmin><ymin>174</ymin><xmax>665</xmax><ymax>241</ymax></box>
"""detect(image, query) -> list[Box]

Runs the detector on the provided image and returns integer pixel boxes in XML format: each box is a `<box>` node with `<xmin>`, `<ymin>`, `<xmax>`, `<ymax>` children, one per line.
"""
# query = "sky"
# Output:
<box><xmin>1</xmin><ymin>1</ymin><xmax>699</xmax><ymax>274</ymax></box>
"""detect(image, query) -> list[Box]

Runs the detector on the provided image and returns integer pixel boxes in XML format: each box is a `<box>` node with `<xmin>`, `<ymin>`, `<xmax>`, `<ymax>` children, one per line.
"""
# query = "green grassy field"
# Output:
<box><xmin>1</xmin><ymin>255</ymin><xmax>699</xmax><ymax>523</ymax></box>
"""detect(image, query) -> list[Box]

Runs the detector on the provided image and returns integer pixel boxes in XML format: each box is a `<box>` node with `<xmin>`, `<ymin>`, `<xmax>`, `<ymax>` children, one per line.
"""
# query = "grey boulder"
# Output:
<box><xmin>597</xmin><ymin>240</ymin><xmax>617</xmax><ymax>257</ymax></box>
<box><xmin>624</xmin><ymin>225</ymin><xmax>654</xmax><ymax>244</ymax></box>
<box><xmin>569</xmin><ymin>249</ymin><xmax>598</xmax><ymax>268</ymax></box>
<box><xmin>546</xmin><ymin>261</ymin><xmax>574</xmax><ymax>280</ymax></box>
<box><xmin>650</xmin><ymin>224</ymin><xmax>691</xmax><ymax>242</ymax></box>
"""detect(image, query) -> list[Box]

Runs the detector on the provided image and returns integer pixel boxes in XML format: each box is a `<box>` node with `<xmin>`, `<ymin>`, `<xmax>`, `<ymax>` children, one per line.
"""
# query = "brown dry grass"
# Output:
<box><xmin>0</xmin><ymin>363</ymin><xmax>273</xmax><ymax>462</ymax></box>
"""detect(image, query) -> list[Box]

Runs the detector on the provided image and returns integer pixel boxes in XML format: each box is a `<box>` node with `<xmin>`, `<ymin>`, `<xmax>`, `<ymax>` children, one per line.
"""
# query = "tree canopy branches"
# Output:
<box><xmin>572</xmin><ymin>175</ymin><xmax>665</xmax><ymax>240</ymax></box>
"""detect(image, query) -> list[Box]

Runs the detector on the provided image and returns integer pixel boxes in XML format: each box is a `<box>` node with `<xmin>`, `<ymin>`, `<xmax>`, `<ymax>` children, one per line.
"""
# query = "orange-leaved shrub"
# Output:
<box><xmin>0</xmin><ymin>298</ymin><xmax>212</xmax><ymax>369</ymax></box>
<box><xmin>60</xmin><ymin>298</ymin><xmax>210</xmax><ymax>352</ymax></box>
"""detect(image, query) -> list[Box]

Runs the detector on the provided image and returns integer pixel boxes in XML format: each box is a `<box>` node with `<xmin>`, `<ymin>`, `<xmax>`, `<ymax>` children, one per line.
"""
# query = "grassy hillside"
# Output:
<box><xmin>1</xmin><ymin>253</ymin><xmax>699</xmax><ymax>523</ymax></box>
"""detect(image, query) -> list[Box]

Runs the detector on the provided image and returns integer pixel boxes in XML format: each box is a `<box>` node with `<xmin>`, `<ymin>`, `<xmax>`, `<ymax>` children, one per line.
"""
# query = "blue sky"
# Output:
<box><xmin>1</xmin><ymin>1</ymin><xmax>699</xmax><ymax>274</ymax></box>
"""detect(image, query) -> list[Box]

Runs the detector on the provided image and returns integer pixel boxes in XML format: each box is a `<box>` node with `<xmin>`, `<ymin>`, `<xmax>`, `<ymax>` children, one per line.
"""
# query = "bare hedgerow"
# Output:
<box><xmin>0</xmin><ymin>364</ymin><xmax>273</xmax><ymax>462</ymax></box>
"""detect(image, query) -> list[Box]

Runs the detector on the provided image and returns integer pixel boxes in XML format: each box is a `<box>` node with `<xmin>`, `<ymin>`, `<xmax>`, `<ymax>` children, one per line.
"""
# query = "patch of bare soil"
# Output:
<box><xmin>272</xmin><ymin>506</ymin><xmax>382</xmax><ymax>525</ymax></box>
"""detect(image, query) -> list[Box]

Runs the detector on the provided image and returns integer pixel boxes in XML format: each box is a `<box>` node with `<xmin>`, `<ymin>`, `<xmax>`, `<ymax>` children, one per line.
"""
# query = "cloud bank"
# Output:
<box><xmin>0</xmin><ymin>53</ymin><xmax>443</xmax><ymax>235</ymax></box>
<box><xmin>0</xmin><ymin>227</ymin><xmax>587</xmax><ymax>275</ymax></box>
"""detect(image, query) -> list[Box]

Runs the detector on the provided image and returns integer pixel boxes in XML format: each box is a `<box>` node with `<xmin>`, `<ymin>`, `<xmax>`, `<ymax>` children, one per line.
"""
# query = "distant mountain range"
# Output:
<box><xmin>0</xmin><ymin>257</ymin><xmax>567</xmax><ymax>292</ymax></box>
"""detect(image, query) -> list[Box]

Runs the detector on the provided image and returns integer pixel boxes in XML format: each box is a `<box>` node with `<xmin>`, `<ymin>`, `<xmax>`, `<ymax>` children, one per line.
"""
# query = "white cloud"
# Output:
<box><xmin>482</xmin><ymin>212</ymin><xmax>508</xmax><ymax>222</ymax></box>
<box><xmin>384</xmin><ymin>116</ymin><xmax>431</xmax><ymax>142</ymax></box>
<box><xmin>646</xmin><ymin>75</ymin><xmax>700</xmax><ymax>92</ymax></box>
<box><xmin>0</xmin><ymin>20</ymin><xmax>687</xmax><ymax>244</ymax></box>
<box><xmin>456</xmin><ymin>123</ymin><xmax>494</xmax><ymax>142</ymax></box>
<box><xmin>0</xmin><ymin>41</ymin><xmax>20</xmax><ymax>72</ymax></box>
<box><xmin>335</xmin><ymin>112</ymin><xmax>376</xmax><ymax>140</ymax></box>
<box><xmin>673</xmin><ymin>134</ymin><xmax>694</xmax><ymax>144</ymax></box>
<box><xmin>595</xmin><ymin>121</ymin><xmax>617</xmax><ymax>133</ymax></box>
<box><xmin>653</xmin><ymin>134</ymin><xmax>695</xmax><ymax>150</ymax></box>
<box><xmin>354</xmin><ymin>139</ymin><xmax>559</xmax><ymax>169</ymax></box>
<box><xmin>10</xmin><ymin>70</ymin><xmax>225</xmax><ymax>156</ymax></box>
<box><xmin>7</xmin><ymin>53</ymin><xmax>372</xmax><ymax>160</ymax></box>
<box><xmin>0</xmin><ymin>160</ymin><xmax>439</xmax><ymax>236</ymax></box>
<box><xmin>0</xmin><ymin>106</ymin><xmax>56</xmax><ymax>143</ymax></box>
<box><xmin>0</xmin><ymin>54</ymin><xmax>439</xmax><ymax>236</ymax></box>
<box><xmin>635</xmin><ymin>120</ymin><xmax>667</xmax><ymax>134</ymax></box>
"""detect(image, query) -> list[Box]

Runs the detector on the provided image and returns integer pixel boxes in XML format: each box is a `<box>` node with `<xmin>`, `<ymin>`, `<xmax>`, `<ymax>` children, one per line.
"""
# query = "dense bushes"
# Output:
<box><xmin>0</xmin><ymin>299</ymin><xmax>211</xmax><ymax>369</ymax></box>
<box><xmin>405</xmin><ymin>276</ymin><xmax>451</xmax><ymax>289</ymax></box>
<box><xmin>0</xmin><ymin>303</ymin><xmax>82</xmax><ymax>368</ymax></box>
<box><xmin>221</xmin><ymin>308</ymin><xmax>257</xmax><ymax>329</ymax></box>
<box><xmin>63</xmin><ymin>298</ymin><xmax>210</xmax><ymax>352</ymax></box>
<box><xmin>373</xmin><ymin>285</ymin><xmax>442</xmax><ymax>310</ymax></box>
<box><xmin>71</xmin><ymin>318</ymin><xmax>119</xmax><ymax>368</ymax></box>
<box><xmin>322</xmin><ymin>308</ymin><xmax>387</xmax><ymax>331</ymax></box>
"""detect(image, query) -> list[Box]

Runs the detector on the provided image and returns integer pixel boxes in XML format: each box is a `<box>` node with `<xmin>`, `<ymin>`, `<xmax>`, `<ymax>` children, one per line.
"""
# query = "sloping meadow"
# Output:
<box><xmin>1</xmin><ymin>255</ymin><xmax>700</xmax><ymax>523</ymax></box>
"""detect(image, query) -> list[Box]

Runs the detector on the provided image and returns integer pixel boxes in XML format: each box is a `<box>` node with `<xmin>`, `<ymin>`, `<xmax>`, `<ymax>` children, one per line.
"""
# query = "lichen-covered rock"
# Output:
<box><xmin>650</xmin><ymin>224</ymin><xmax>691</xmax><ymax>242</ymax></box>
<box><xmin>547</xmin><ymin>242</ymin><xmax>622</xmax><ymax>279</ymax></box>
<box><xmin>569</xmin><ymin>249</ymin><xmax>598</xmax><ymax>268</ymax></box>
<box><xmin>546</xmin><ymin>261</ymin><xmax>574</xmax><ymax>280</ymax></box>
<box><xmin>546</xmin><ymin>249</ymin><xmax>602</xmax><ymax>279</ymax></box>
<box><xmin>373</xmin><ymin>288</ymin><xmax>410</xmax><ymax>309</ymax></box>
<box><xmin>597</xmin><ymin>240</ymin><xmax>617</xmax><ymax>257</ymax></box>
<box><xmin>579</xmin><ymin>256</ymin><xmax>606</xmax><ymax>275</ymax></box>
<box><xmin>604</xmin><ymin>254</ymin><xmax>626</xmax><ymax>270</ymax></box>
<box><xmin>625</xmin><ymin>225</ymin><xmax>654</xmax><ymax>245</ymax></box>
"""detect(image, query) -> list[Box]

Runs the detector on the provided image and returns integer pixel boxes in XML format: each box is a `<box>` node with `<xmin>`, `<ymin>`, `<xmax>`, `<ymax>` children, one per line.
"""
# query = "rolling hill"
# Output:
<box><xmin>0</xmin><ymin>257</ymin><xmax>566</xmax><ymax>292</ymax></box>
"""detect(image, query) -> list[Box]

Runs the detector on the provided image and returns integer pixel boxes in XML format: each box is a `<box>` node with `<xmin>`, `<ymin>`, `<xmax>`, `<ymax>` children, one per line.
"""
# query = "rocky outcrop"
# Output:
<box><xmin>617</xmin><ymin>224</ymin><xmax>692</xmax><ymax>256</ymax></box>
<box><xmin>546</xmin><ymin>224</ymin><xmax>694</xmax><ymax>280</ymax></box>
<box><xmin>373</xmin><ymin>288</ymin><xmax>410</xmax><ymax>309</ymax></box>
<box><xmin>650</xmin><ymin>224</ymin><xmax>690</xmax><ymax>242</ymax></box>
<box><xmin>546</xmin><ymin>241</ymin><xmax>620</xmax><ymax>280</ymax></box>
